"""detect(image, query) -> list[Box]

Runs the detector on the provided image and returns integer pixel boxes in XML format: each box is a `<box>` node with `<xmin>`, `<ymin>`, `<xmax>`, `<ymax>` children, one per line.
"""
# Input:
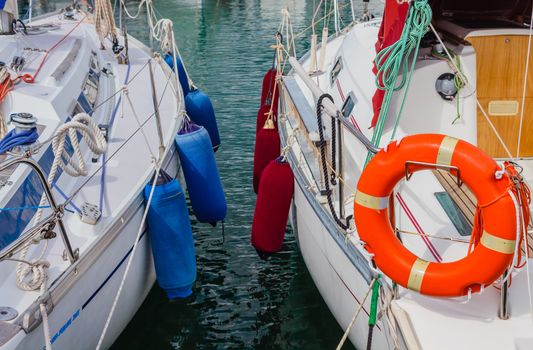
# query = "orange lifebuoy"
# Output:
<box><xmin>354</xmin><ymin>134</ymin><xmax>517</xmax><ymax>297</ymax></box>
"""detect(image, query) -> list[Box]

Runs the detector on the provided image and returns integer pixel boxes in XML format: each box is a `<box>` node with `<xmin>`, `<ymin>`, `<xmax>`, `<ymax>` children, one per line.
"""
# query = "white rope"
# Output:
<box><xmin>39</xmin><ymin>268</ymin><xmax>52</xmax><ymax>350</ymax></box>
<box><xmin>119</xmin><ymin>0</ymin><xmax>149</xmax><ymax>20</ymax></box>
<box><xmin>96</xmin><ymin>36</ymin><xmax>181</xmax><ymax>347</ymax></box>
<box><xmin>95</xmin><ymin>144</ymin><xmax>172</xmax><ymax>350</ymax></box>
<box><xmin>152</xmin><ymin>18</ymin><xmax>193</xmax><ymax>89</ymax></box>
<box><xmin>378</xmin><ymin>283</ymin><xmax>402</xmax><ymax>350</ymax></box>
<box><xmin>0</xmin><ymin>110</ymin><xmax>6</xmax><ymax>139</ymax></box>
<box><xmin>336</xmin><ymin>278</ymin><xmax>376</xmax><ymax>350</ymax></box>
<box><xmin>95</xmin><ymin>0</ymin><xmax>118</xmax><ymax>44</ymax></box>
<box><xmin>152</xmin><ymin>18</ymin><xmax>173</xmax><ymax>53</ymax></box>
<box><xmin>16</xmin><ymin>113</ymin><xmax>107</xmax><ymax>292</ymax></box>
<box><xmin>49</xmin><ymin>113</ymin><xmax>107</xmax><ymax>179</ymax></box>
<box><xmin>517</xmin><ymin>5</ymin><xmax>533</xmax><ymax>159</ymax></box>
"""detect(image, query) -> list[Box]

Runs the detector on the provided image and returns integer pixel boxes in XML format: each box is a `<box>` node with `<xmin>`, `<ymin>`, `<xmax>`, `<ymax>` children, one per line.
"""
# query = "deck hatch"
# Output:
<box><xmin>434</xmin><ymin>191</ymin><xmax>472</xmax><ymax>236</ymax></box>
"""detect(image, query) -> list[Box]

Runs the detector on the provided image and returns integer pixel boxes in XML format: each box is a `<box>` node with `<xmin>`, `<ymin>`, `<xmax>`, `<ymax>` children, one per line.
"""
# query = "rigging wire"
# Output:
<box><xmin>517</xmin><ymin>4</ymin><xmax>533</xmax><ymax>159</ymax></box>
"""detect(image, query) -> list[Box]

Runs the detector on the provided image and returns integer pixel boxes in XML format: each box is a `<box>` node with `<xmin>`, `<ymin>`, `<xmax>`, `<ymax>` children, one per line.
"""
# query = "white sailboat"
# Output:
<box><xmin>275</xmin><ymin>0</ymin><xmax>533</xmax><ymax>348</ymax></box>
<box><xmin>0</xmin><ymin>0</ymin><xmax>193</xmax><ymax>349</ymax></box>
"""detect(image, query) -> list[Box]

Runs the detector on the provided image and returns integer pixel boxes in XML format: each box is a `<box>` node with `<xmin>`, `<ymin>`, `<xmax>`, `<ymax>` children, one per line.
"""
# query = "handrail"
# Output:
<box><xmin>288</xmin><ymin>56</ymin><xmax>379</xmax><ymax>154</ymax></box>
<box><xmin>0</xmin><ymin>156</ymin><xmax>79</xmax><ymax>263</ymax></box>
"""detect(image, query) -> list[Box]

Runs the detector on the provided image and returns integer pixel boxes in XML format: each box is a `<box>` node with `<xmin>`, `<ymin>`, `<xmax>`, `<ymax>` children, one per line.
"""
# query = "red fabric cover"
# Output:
<box><xmin>260</xmin><ymin>68</ymin><xmax>279</xmax><ymax>109</ymax></box>
<box><xmin>251</xmin><ymin>159</ymin><xmax>294</xmax><ymax>253</ymax></box>
<box><xmin>371</xmin><ymin>0</ymin><xmax>409</xmax><ymax>127</ymax></box>
<box><xmin>253</xmin><ymin>128</ymin><xmax>280</xmax><ymax>193</ymax></box>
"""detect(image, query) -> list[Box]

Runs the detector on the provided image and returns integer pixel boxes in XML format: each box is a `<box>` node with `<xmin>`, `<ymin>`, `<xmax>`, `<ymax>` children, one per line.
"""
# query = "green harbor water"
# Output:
<box><xmin>23</xmin><ymin>0</ymin><xmax>382</xmax><ymax>348</ymax></box>
<box><xmin>115</xmin><ymin>2</ymin><xmax>351</xmax><ymax>348</ymax></box>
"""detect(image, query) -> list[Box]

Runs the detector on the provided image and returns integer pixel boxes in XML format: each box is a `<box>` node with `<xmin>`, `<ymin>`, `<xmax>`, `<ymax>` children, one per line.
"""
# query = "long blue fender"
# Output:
<box><xmin>144</xmin><ymin>173</ymin><xmax>196</xmax><ymax>299</ymax></box>
<box><xmin>175</xmin><ymin>126</ymin><xmax>227</xmax><ymax>224</ymax></box>
<box><xmin>185</xmin><ymin>89</ymin><xmax>221</xmax><ymax>151</ymax></box>
<box><xmin>164</xmin><ymin>53</ymin><xmax>190</xmax><ymax>97</ymax></box>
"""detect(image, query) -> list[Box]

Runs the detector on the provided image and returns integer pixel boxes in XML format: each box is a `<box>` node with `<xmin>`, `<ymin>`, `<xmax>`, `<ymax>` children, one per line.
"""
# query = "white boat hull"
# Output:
<box><xmin>292</xmin><ymin>176</ymin><xmax>392</xmax><ymax>350</ymax></box>
<box><xmin>3</xmin><ymin>154</ymin><xmax>179</xmax><ymax>350</ymax></box>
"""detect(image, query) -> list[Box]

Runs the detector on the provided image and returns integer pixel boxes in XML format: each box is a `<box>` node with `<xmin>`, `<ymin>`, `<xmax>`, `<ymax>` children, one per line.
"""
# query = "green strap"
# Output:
<box><xmin>368</xmin><ymin>275</ymin><xmax>381</xmax><ymax>326</ymax></box>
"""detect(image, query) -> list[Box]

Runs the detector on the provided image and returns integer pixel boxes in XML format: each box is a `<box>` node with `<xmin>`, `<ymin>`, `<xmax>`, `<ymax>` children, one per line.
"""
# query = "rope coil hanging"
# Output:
<box><xmin>368</xmin><ymin>0</ymin><xmax>432</xmax><ymax>164</ymax></box>
<box><xmin>316</xmin><ymin>93</ymin><xmax>348</xmax><ymax>230</ymax></box>
<box><xmin>95</xmin><ymin>0</ymin><xmax>118</xmax><ymax>45</ymax></box>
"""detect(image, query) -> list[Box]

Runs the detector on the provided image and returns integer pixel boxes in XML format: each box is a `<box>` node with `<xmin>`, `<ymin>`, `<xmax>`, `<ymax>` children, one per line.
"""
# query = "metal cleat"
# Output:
<box><xmin>80</xmin><ymin>202</ymin><xmax>101</xmax><ymax>225</ymax></box>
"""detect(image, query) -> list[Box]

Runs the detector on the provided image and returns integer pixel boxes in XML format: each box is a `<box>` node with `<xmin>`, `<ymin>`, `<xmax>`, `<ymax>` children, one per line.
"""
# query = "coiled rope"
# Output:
<box><xmin>11</xmin><ymin>113</ymin><xmax>106</xmax><ymax>349</ymax></box>
<box><xmin>95</xmin><ymin>0</ymin><xmax>118</xmax><ymax>44</ymax></box>
<box><xmin>16</xmin><ymin>113</ymin><xmax>107</xmax><ymax>291</ymax></box>
<box><xmin>316</xmin><ymin>94</ymin><xmax>348</xmax><ymax>230</ymax></box>
<box><xmin>367</xmin><ymin>0</ymin><xmax>431</xmax><ymax>164</ymax></box>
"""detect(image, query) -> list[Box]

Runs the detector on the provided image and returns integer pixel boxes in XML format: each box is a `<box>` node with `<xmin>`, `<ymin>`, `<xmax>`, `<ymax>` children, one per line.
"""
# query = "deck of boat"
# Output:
<box><xmin>434</xmin><ymin>168</ymin><xmax>533</xmax><ymax>256</ymax></box>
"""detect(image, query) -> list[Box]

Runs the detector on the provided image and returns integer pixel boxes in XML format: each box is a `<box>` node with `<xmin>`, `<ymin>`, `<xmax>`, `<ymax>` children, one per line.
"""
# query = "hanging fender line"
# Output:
<box><xmin>316</xmin><ymin>93</ymin><xmax>348</xmax><ymax>230</ymax></box>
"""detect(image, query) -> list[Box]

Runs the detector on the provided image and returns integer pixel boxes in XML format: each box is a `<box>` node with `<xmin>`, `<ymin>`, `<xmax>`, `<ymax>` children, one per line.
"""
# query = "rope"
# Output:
<box><xmin>378</xmin><ymin>283</ymin><xmax>402</xmax><ymax>349</ymax></box>
<box><xmin>21</xmin><ymin>16</ymin><xmax>87</xmax><ymax>84</ymax></box>
<box><xmin>96</xmin><ymin>28</ymin><xmax>182</xmax><ymax>349</ymax></box>
<box><xmin>336</xmin><ymin>277</ymin><xmax>378</xmax><ymax>350</ymax></box>
<box><xmin>517</xmin><ymin>4</ymin><xmax>533</xmax><ymax>158</ymax></box>
<box><xmin>427</xmin><ymin>23</ymin><xmax>514</xmax><ymax>159</ymax></box>
<box><xmin>15</xmin><ymin>113</ymin><xmax>107</xmax><ymax>292</ymax></box>
<box><xmin>39</xmin><ymin>265</ymin><xmax>52</xmax><ymax>350</ymax></box>
<box><xmin>367</xmin><ymin>0</ymin><xmax>431</xmax><ymax>165</ymax></box>
<box><xmin>316</xmin><ymin>94</ymin><xmax>348</xmax><ymax>230</ymax></box>
<box><xmin>0</xmin><ymin>128</ymin><xmax>39</xmax><ymax>154</ymax></box>
<box><xmin>95</xmin><ymin>137</ymin><xmax>172</xmax><ymax>350</ymax></box>
<box><xmin>430</xmin><ymin>46</ymin><xmax>467</xmax><ymax>123</ymax></box>
<box><xmin>94</xmin><ymin>0</ymin><xmax>117</xmax><ymax>44</ymax></box>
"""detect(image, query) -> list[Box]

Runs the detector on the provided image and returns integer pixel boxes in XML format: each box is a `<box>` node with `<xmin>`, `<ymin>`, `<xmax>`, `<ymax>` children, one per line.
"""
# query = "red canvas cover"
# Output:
<box><xmin>371</xmin><ymin>0</ymin><xmax>409</xmax><ymax>128</ymax></box>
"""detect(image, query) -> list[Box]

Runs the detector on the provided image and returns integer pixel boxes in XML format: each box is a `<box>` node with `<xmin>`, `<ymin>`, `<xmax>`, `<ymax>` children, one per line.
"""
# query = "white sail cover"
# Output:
<box><xmin>0</xmin><ymin>0</ymin><xmax>17</xmax><ymax>15</ymax></box>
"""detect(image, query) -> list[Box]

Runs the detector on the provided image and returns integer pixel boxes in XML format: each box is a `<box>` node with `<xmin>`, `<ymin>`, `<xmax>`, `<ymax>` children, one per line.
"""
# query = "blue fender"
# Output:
<box><xmin>175</xmin><ymin>125</ymin><xmax>226</xmax><ymax>224</ymax></box>
<box><xmin>144</xmin><ymin>172</ymin><xmax>196</xmax><ymax>299</ymax></box>
<box><xmin>185</xmin><ymin>88</ymin><xmax>221</xmax><ymax>151</ymax></box>
<box><xmin>164</xmin><ymin>53</ymin><xmax>190</xmax><ymax>97</ymax></box>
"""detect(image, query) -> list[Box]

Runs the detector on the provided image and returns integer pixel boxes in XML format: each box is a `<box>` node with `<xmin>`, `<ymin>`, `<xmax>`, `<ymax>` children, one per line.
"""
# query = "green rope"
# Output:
<box><xmin>365</xmin><ymin>0</ymin><xmax>432</xmax><ymax>166</ymax></box>
<box><xmin>368</xmin><ymin>275</ymin><xmax>381</xmax><ymax>326</ymax></box>
<box><xmin>431</xmin><ymin>46</ymin><xmax>468</xmax><ymax>124</ymax></box>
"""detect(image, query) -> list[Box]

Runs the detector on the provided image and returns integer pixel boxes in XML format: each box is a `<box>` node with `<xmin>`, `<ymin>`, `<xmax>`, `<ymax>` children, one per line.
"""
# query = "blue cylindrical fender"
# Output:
<box><xmin>164</xmin><ymin>53</ymin><xmax>190</xmax><ymax>97</ymax></box>
<box><xmin>185</xmin><ymin>89</ymin><xmax>221</xmax><ymax>151</ymax></box>
<box><xmin>144</xmin><ymin>172</ymin><xmax>196</xmax><ymax>299</ymax></box>
<box><xmin>175</xmin><ymin>126</ymin><xmax>227</xmax><ymax>224</ymax></box>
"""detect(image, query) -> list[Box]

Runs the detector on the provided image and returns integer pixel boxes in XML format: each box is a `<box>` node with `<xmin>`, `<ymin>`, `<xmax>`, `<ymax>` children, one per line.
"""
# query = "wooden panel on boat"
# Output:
<box><xmin>467</xmin><ymin>35</ymin><xmax>533</xmax><ymax>158</ymax></box>
<box><xmin>433</xmin><ymin>170</ymin><xmax>533</xmax><ymax>256</ymax></box>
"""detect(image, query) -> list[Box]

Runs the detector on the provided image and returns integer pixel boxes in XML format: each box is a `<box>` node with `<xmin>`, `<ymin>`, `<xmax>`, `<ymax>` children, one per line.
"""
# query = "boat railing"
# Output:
<box><xmin>0</xmin><ymin>156</ymin><xmax>79</xmax><ymax>264</ymax></box>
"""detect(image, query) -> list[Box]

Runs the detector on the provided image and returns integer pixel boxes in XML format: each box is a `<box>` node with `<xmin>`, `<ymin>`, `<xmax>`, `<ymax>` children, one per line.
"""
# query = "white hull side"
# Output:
<box><xmin>4</xmin><ymin>153</ymin><xmax>180</xmax><ymax>350</ymax></box>
<box><xmin>292</xmin><ymin>181</ymin><xmax>391</xmax><ymax>350</ymax></box>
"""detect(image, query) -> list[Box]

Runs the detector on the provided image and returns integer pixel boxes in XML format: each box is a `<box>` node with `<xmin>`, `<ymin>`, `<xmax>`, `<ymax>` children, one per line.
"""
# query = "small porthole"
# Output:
<box><xmin>330</xmin><ymin>57</ymin><xmax>343</xmax><ymax>85</ymax></box>
<box><xmin>341</xmin><ymin>92</ymin><xmax>357</xmax><ymax>118</ymax></box>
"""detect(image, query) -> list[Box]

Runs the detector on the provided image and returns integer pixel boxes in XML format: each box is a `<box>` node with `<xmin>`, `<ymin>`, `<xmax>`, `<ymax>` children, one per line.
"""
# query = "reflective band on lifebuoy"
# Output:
<box><xmin>407</xmin><ymin>259</ymin><xmax>430</xmax><ymax>292</ymax></box>
<box><xmin>480</xmin><ymin>231</ymin><xmax>515</xmax><ymax>254</ymax></box>
<box><xmin>436</xmin><ymin>136</ymin><xmax>458</xmax><ymax>166</ymax></box>
<box><xmin>354</xmin><ymin>134</ymin><xmax>517</xmax><ymax>297</ymax></box>
<box><xmin>354</xmin><ymin>191</ymin><xmax>389</xmax><ymax>210</ymax></box>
